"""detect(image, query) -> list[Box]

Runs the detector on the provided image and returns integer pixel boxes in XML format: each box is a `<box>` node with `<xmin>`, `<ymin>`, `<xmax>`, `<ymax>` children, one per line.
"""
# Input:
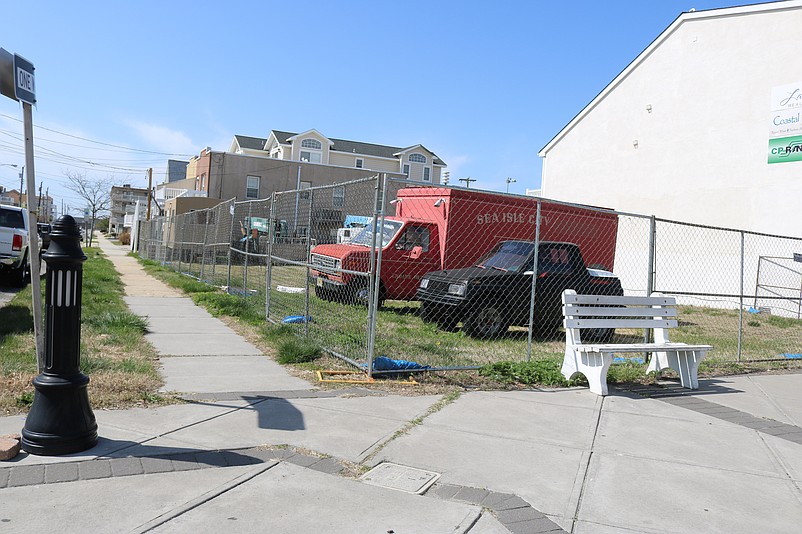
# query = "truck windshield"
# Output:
<box><xmin>350</xmin><ymin>219</ymin><xmax>403</xmax><ymax>248</ymax></box>
<box><xmin>478</xmin><ymin>241</ymin><xmax>535</xmax><ymax>272</ymax></box>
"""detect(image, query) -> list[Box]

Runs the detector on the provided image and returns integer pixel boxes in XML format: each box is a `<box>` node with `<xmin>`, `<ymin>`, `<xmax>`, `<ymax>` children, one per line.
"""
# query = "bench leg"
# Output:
<box><xmin>563</xmin><ymin>350</ymin><xmax>613</xmax><ymax>396</ymax></box>
<box><xmin>648</xmin><ymin>350</ymin><xmax>707</xmax><ymax>389</ymax></box>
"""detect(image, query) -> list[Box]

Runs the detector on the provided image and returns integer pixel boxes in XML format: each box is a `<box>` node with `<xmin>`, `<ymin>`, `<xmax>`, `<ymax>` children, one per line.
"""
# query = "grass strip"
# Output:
<box><xmin>0</xmin><ymin>247</ymin><xmax>169</xmax><ymax>415</ymax></box>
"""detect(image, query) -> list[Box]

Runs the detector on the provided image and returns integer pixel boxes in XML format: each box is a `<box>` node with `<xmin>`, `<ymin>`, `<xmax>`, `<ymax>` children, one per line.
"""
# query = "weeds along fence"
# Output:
<box><xmin>137</xmin><ymin>174</ymin><xmax>802</xmax><ymax>374</ymax></box>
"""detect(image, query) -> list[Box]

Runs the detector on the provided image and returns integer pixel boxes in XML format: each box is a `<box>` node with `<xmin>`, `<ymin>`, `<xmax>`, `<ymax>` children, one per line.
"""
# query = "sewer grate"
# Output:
<box><xmin>360</xmin><ymin>462</ymin><xmax>440</xmax><ymax>494</ymax></box>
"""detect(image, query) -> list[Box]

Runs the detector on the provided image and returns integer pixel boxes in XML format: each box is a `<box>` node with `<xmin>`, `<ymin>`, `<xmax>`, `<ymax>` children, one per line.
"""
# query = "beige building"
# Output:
<box><xmin>110</xmin><ymin>185</ymin><xmax>149</xmax><ymax>236</ymax></box>
<box><xmin>185</xmin><ymin>129</ymin><xmax>447</xmax><ymax>203</ymax></box>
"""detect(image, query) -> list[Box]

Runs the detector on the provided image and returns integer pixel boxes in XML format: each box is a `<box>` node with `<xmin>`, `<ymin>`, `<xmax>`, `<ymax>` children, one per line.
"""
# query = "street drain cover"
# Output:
<box><xmin>360</xmin><ymin>462</ymin><xmax>441</xmax><ymax>494</ymax></box>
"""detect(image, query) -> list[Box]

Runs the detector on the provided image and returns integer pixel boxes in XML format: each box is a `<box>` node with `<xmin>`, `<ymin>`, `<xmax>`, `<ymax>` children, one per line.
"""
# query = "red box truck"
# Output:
<box><xmin>309</xmin><ymin>187</ymin><xmax>618</xmax><ymax>305</ymax></box>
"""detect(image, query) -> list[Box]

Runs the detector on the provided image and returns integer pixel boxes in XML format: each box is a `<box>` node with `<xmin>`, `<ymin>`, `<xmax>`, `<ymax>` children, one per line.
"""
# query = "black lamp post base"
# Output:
<box><xmin>21</xmin><ymin>374</ymin><xmax>98</xmax><ymax>456</ymax></box>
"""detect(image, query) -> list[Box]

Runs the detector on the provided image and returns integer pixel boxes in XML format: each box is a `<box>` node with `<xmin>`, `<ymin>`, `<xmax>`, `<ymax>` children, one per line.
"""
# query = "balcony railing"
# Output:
<box><xmin>154</xmin><ymin>188</ymin><xmax>207</xmax><ymax>201</ymax></box>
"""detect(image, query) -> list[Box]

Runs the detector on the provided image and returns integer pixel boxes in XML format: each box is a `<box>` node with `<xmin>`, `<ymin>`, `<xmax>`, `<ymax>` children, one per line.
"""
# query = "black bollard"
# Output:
<box><xmin>22</xmin><ymin>215</ymin><xmax>97</xmax><ymax>456</ymax></box>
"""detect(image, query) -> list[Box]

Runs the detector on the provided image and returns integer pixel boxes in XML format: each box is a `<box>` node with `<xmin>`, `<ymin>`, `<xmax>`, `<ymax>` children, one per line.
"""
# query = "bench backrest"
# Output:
<box><xmin>562</xmin><ymin>290</ymin><xmax>677</xmax><ymax>344</ymax></box>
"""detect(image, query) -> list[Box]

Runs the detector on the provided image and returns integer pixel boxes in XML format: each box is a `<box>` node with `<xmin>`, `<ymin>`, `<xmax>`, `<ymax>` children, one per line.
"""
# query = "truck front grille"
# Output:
<box><xmin>311</xmin><ymin>254</ymin><xmax>339</xmax><ymax>271</ymax></box>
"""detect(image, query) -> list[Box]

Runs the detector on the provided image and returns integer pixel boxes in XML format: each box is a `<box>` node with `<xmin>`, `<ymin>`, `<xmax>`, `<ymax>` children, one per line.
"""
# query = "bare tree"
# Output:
<box><xmin>64</xmin><ymin>171</ymin><xmax>115</xmax><ymax>247</ymax></box>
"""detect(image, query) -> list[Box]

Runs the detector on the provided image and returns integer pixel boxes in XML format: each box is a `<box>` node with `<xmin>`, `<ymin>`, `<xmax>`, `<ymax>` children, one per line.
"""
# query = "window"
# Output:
<box><xmin>301</xmin><ymin>138</ymin><xmax>322</xmax><ymax>150</ymax></box>
<box><xmin>423</xmin><ymin>168</ymin><xmax>431</xmax><ymax>182</ymax></box>
<box><xmin>409</xmin><ymin>153</ymin><xmax>426</xmax><ymax>163</ymax></box>
<box><xmin>333</xmin><ymin>186</ymin><xmax>345</xmax><ymax>208</ymax></box>
<box><xmin>300</xmin><ymin>150</ymin><xmax>322</xmax><ymax>163</ymax></box>
<box><xmin>300</xmin><ymin>181</ymin><xmax>311</xmax><ymax>200</ymax></box>
<box><xmin>355</xmin><ymin>158</ymin><xmax>364</xmax><ymax>169</ymax></box>
<box><xmin>403</xmin><ymin>164</ymin><xmax>410</xmax><ymax>176</ymax></box>
<box><xmin>246</xmin><ymin>175</ymin><xmax>260</xmax><ymax>199</ymax></box>
<box><xmin>200</xmin><ymin>173</ymin><xmax>207</xmax><ymax>190</ymax></box>
<box><xmin>395</xmin><ymin>226</ymin><xmax>430</xmax><ymax>252</ymax></box>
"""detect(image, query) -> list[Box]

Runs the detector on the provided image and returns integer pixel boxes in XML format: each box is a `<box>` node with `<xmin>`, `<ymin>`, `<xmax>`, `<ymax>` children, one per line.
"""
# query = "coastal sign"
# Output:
<box><xmin>769</xmin><ymin>82</ymin><xmax>802</xmax><ymax>164</ymax></box>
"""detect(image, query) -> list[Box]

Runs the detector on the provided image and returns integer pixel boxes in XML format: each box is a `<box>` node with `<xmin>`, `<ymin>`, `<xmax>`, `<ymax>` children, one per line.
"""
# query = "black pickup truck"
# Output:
<box><xmin>416</xmin><ymin>240</ymin><xmax>623</xmax><ymax>339</ymax></box>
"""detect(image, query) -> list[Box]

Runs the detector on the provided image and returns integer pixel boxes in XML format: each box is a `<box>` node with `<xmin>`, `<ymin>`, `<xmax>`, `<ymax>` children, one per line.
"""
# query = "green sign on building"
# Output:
<box><xmin>768</xmin><ymin>135</ymin><xmax>802</xmax><ymax>164</ymax></box>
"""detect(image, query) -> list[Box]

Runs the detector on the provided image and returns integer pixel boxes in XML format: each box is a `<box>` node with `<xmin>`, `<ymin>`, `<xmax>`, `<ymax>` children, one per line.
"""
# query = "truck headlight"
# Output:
<box><xmin>420</xmin><ymin>278</ymin><xmax>429</xmax><ymax>289</ymax></box>
<box><xmin>447</xmin><ymin>283</ymin><xmax>467</xmax><ymax>296</ymax></box>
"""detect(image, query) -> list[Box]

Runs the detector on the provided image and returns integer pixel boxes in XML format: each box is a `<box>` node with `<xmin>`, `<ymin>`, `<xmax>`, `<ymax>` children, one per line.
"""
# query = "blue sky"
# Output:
<box><xmin>0</xmin><ymin>0</ymin><xmax>763</xmax><ymax>212</ymax></box>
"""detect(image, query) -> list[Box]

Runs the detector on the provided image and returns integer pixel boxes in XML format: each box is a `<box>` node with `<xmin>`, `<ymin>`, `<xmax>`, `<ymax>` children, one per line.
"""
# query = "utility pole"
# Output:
<box><xmin>146</xmin><ymin>168</ymin><xmax>153</xmax><ymax>220</ymax></box>
<box><xmin>37</xmin><ymin>182</ymin><xmax>42</xmax><ymax>213</ymax></box>
<box><xmin>18</xmin><ymin>166</ymin><xmax>24</xmax><ymax>206</ymax></box>
<box><xmin>459</xmin><ymin>176</ymin><xmax>476</xmax><ymax>188</ymax></box>
<box><xmin>505</xmin><ymin>177</ymin><xmax>516</xmax><ymax>193</ymax></box>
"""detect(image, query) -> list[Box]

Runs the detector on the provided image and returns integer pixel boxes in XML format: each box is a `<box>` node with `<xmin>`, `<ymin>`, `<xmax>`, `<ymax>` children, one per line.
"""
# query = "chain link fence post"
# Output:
<box><xmin>226</xmin><ymin>201</ymin><xmax>236</xmax><ymax>292</ymax></box>
<box><xmin>366</xmin><ymin>174</ymin><xmax>385</xmax><ymax>378</ymax></box>
<box><xmin>243</xmin><ymin>202</ymin><xmax>252</xmax><ymax>293</ymax></box>
<box><xmin>266</xmin><ymin>193</ymin><xmax>276</xmax><ymax>321</ymax></box>
<box><xmin>645</xmin><ymin>215</ymin><xmax>657</xmax><ymax>344</ymax></box>
<box><xmin>738</xmin><ymin>230</ymin><xmax>745</xmax><ymax>361</ymax></box>
<box><xmin>526</xmin><ymin>199</ymin><xmax>542</xmax><ymax>361</ymax></box>
<box><xmin>304</xmin><ymin>190</ymin><xmax>315</xmax><ymax>337</ymax></box>
<box><xmin>200</xmin><ymin>208</ymin><xmax>209</xmax><ymax>282</ymax></box>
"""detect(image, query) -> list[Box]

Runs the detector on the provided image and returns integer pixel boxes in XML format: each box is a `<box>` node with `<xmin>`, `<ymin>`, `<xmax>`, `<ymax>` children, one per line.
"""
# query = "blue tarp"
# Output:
<box><xmin>613</xmin><ymin>357</ymin><xmax>645</xmax><ymax>364</ymax></box>
<box><xmin>282</xmin><ymin>315</ymin><xmax>313</xmax><ymax>324</ymax></box>
<box><xmin>370</xmin><ymin>356</ymin><xmax>430</xmax><ymax>371</ymax></box>
<box><xmin>344</xmin><ymin>215</ymin><xmax>371</xmax><ymax>228</ymax></box>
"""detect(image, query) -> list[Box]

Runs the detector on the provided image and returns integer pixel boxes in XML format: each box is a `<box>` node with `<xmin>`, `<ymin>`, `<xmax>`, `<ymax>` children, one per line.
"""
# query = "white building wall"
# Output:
<box><xmin>540</xmin><ymin>5</ymin><xmax>802</xmax><ymax>238</ymax></box>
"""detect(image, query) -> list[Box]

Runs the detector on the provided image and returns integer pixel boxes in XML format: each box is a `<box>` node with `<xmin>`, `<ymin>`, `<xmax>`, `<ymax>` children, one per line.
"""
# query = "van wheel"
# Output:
<box><xmin>464</xmin><ymin>305</ymin><xmax>507</xmax><ymax>339</ymax></box>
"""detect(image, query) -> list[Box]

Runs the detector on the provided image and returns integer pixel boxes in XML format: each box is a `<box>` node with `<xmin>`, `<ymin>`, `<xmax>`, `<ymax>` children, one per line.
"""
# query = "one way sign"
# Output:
<box><xmin>0</xmin><ymin>48</ymin><xmax>35</xmax><ymax>105</ymax></box>
<box><xmin>13</xmin><ymin>53</ymin><xmax>35</xmax><ymax>105</ymax></box>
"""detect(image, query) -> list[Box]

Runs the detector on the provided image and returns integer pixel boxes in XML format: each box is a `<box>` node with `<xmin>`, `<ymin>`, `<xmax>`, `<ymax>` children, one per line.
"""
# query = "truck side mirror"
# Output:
<box><xmin>407</xmin><ymin>246</ymin><xmax>423</xmax><ymax>259</ymax></box>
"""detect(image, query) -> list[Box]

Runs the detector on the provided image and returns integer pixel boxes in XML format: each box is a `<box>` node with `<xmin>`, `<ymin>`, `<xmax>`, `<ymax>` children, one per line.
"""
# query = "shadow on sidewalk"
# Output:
<box><xmin>182</xmin><ymin>395</ymin><xmax>306</xmax><ymax>432</ymax></box>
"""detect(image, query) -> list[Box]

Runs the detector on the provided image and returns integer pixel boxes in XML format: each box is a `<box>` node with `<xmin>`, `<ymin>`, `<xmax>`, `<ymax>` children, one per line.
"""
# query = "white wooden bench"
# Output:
<box><xmin>561</xmin><ymin>290</ymin><xmax>712</xmax><ymax>396</ymax></box>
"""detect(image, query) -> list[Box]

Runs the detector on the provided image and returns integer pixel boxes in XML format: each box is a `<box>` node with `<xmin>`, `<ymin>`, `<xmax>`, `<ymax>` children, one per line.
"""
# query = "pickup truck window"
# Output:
<box><xmin>0</xmin><ymin>208</ymin><xmax>25</xmax><ymax>229</ymax></box>
<box><xmin>538</xmin><ymin>246</ymin><xmax>574</xmax><ymax>274</ymax></box>
<box><xmin>395</xmin><ymin>226</ymin><xmax>430</xmax><ymax>252</ymax></box>
<box><xmin>351</xmin><ymin>219</ymin><xmax>403</xmax><ymax>248</ymax></box>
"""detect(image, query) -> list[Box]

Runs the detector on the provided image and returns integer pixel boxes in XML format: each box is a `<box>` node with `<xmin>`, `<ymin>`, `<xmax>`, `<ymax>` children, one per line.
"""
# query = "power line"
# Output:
<box><xmin>0</xmin><ymin>112</ymin><xmax>195</xmax><ymax>157</ymax></box>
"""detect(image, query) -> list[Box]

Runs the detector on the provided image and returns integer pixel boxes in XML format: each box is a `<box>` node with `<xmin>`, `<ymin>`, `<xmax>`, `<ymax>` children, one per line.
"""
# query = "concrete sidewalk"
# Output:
<box><xmin>1</xmin><ymin>236</ymin><xmax>801</xmax><ymax>533</ymax></box>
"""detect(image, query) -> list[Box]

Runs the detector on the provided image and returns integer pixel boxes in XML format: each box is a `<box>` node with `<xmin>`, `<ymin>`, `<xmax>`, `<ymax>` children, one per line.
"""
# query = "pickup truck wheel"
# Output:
<box><xmin>465</xmin><ymin>305</ymin><xmax>507</xmax><ymax>339</ymax></box>
<box><xmin>419</xmin><ymin>301</ymin><xmax>437</xmax><ymax>322</ymax></box>
<box><xmin>347</xmin><ymin>283</ymin><xmax>385</xmax><ymax>308</ymax></box>
<box><xmin>314</xmin><ymin>285</ymin><xmax>333</xmax><ymax>302</ymax></box>
<box><xmin>420</xmin><ymin>302</ymin><xmax>459</xmax><ymax>331</ymax></box>
<box><xmin>11</xmin><ymin>255</ymin><xmax>28</xmax><ymax>288</ymax></box>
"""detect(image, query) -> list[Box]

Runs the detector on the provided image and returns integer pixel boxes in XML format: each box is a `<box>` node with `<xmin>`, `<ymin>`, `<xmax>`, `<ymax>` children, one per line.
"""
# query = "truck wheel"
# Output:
<box><xmin>420</xmin><ymin>302</ymin><xmax>459</xmax><ymax>331</ymax></box>
<box><xmin>465</xmin><ymin>305</ymin><xmax>507</xmax><ymax>339</ymax></box>
<box><xmin>347</xmin><ymin>284</ymin><xmax>385</xmax><ymax>308</ymax></box>
<box><xmin>419</xmin><ymin>301</ymin><xmax>437</xmax><ymax>322</ymax></box>
<box><xmin>314</xmin><ymin>285</ymin><xmax>333</xmax><ymax>302</ymax></box>
<box><xmin>437</xmin><ymin>316</ymin><xmax>459</xmax><ymax>332</ymax></box>
<box><xmin>11</xmin><ymin>254</ymin><xmax>28</xmax><ymax>288</ymax></box>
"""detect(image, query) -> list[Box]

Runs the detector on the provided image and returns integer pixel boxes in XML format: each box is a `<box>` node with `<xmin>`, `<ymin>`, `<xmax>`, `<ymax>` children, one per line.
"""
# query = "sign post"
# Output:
<box><xmin>1</xmin><ymin>48</ymin><xmax>43</xmax><ymax>371</ymax></box>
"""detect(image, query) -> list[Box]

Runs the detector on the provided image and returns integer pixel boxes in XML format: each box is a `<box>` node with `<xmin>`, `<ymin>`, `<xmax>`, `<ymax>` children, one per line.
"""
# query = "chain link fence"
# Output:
<box><xmin>136</xmin><ymin>175</ymin><xmax>802</xmax><ymax>374</ymax></box>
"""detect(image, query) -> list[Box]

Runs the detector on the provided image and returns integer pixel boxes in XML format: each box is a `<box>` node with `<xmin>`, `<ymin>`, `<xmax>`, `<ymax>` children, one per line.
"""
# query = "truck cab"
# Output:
<box><xmin>416</xmin><ymin>241</ymin><xmax>623</xmax><ymax>338</ymax></box>
<box><xmin>0</xmin><ymin>205</ymin><xmax>31</xmax><ymax>287</ymax></box>
<box><xmin>311</xmin><ymin>217</ymin><xmax>441</xmax><ymax>305</ymax></box>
